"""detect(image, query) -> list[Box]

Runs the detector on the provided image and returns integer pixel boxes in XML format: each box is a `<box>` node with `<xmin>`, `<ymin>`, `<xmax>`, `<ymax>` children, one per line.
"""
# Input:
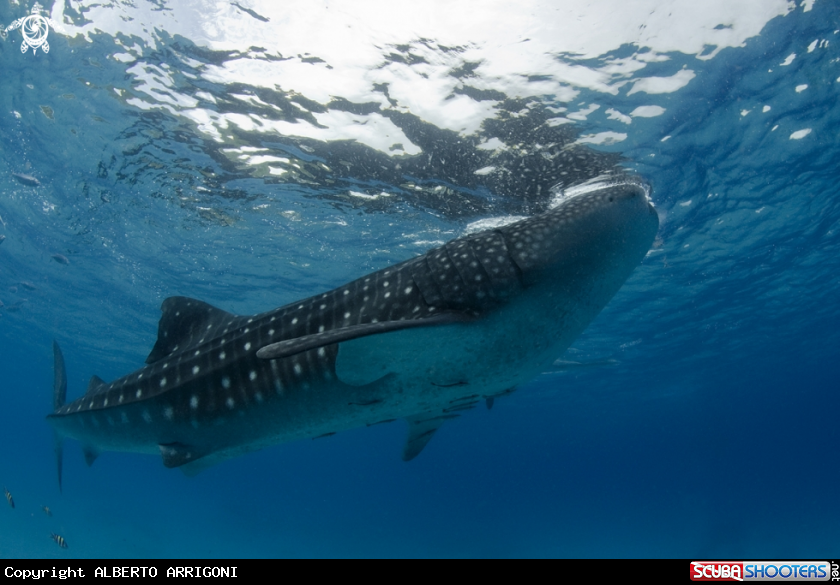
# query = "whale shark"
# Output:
<box><xmin>47</xmin><ymin>178</ymin><xmax>658</xmax><ymax>488</ymax></box>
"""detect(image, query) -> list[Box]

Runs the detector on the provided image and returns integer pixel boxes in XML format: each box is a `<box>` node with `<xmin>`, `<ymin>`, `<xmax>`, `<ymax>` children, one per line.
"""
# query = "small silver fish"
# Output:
<box><xmin>4</xmin><ymin>487</ymin><xmax>13</xmax><ymax>508</ymax></box>
<box><xmin>51</xmin><ymin>254</ymin><xmax>70</xmax><ymax>265</ymax></box>
<box><xmin>12</xmin><ymin>173</ymin><xmax>41</xmax><ymax>187</ymax></box>
<box><xmin>42</xmin><ymin>505</ymin><xmax>52</xmax><ymax>517</ymax></box>
<box><xmin>0</xmin><ymin>234</ymin><xmax>5</xmax><ymax>245</ymax></box>
<box><xmin>20</xmin><ymin>281</ymin><xmax>36</xmax><ymax>291</ymax></box>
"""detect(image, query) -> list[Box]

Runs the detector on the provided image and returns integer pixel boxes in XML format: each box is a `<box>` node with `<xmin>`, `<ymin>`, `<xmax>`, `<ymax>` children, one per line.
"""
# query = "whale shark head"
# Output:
<box><xmin>415</xmin><ymin>177</ymin><xmax>659</xmax><ymax>314</ymax></box>
<box><xmin>505</xmin><ymin>177</ymin><xmax>659</xmax><ymax>288</ymax></box>
<box><xmin>462</xmin><ymin>177</ymin><xmax>660</xmax><ymax>369</ymax></box>
<box><xmin>329</xmin><ymin>177</ymin><xmax>659</xmax><ymax>390</ymax></box>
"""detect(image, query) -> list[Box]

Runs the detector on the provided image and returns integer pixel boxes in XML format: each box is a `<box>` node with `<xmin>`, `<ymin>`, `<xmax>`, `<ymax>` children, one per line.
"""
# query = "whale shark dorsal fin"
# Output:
<box><xmin>402</xmin><ymin>413</ymin><xmax>459</xmax><ymax>461</ymax></box>
<box><xmin>257</xmin><ymin>312</ymin><xmax>472</xmax><ymax>360</ymax></box>
<box><xmin>86</xmin><ymin>375</ymin><xmax>108</xmax><ymax>395</ymax></box>
<box><xmin>146</xmin><ymin>296</ymin><xmax>238</xmax><ymax>364</ymax></box>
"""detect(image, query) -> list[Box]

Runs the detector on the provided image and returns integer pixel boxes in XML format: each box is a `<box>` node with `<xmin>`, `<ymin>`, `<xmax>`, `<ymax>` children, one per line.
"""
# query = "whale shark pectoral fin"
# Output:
<box><xmin>158</xmin><ymin>442</ymin><xmax>207</xmax><ymax>469</ymax></box>
<box><xmin>402</xmin><ymin>413</ymin><xmax>459</xmax><ymax>461</ymax></box>
<box><xmin>256</xmin><ymin>312</ymin><xmax>472</xmax><ymax>360</ymax></box>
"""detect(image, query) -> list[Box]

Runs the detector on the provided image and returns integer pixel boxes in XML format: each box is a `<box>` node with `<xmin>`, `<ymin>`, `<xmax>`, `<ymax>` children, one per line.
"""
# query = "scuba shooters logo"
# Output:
<box><xmin>690</xmin><ymin>561</ymin><xmax>836</xmax><ymax>581</ymax></box>
<box><xmin>3</xmin><ymin>3</ymin><xmax>63</xmax><ymax>55</ymax></box>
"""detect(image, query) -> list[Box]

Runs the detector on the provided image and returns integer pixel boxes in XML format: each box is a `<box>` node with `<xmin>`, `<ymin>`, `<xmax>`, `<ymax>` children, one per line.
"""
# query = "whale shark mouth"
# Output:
<box><xmin>464</xmin><ymin>174</ymin><xmax>653</xmax><ymax>236</ymax></box>
<box><xmin>550</xmin><ymin>174</ymin><xmax>653</xmax><ymax>209</ymax></box>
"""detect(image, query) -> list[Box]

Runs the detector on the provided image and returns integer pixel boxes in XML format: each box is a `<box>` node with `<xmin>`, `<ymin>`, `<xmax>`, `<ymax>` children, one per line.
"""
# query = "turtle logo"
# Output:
<box><xmin>5</xmin><ymin>8</ymin><xmax>62</xmax><ymax>55</ymax></box>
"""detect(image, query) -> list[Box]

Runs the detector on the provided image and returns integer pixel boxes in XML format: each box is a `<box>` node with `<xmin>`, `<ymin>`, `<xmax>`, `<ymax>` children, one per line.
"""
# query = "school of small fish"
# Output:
<box><xmin>3</xmin><ymin>174</ymin><xmax>68</xmax><ymax>550</ymax></box>
<box><xmin>3</xmin><ymin>486</ymin><xmax>68</xmax><ymax>550</ymax></box>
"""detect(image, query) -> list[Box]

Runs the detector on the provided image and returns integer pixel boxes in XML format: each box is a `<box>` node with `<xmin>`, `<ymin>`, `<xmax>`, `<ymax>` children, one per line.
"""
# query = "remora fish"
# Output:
<box><xmin>47</xmin><ymin>179</ymin><xmax>658</xmax><ymax>485</ymax></box>
<box><xmin>12</xmin><ymin>173</ymin><xmax>41</xmax><ymax>187</ymax></box>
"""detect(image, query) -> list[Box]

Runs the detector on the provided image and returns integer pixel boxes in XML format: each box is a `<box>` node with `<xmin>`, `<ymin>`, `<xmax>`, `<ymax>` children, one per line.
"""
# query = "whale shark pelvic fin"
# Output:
<box><xmin>403</xmin><ymin>413</ymin><xmax>460</xmax><ymax>461</ymax></box>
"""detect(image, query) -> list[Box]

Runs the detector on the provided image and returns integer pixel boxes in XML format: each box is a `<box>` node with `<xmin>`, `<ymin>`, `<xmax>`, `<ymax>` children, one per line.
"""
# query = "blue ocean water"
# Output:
<box><xmin>1</xmin><ymin>0</ymin><xmax>838</xmax><ymax>558</ymax></box>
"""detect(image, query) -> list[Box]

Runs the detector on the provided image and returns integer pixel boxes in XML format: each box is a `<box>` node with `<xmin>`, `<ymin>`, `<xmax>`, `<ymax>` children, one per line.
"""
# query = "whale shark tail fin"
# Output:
<box><xmin>52</xmin><ymin>341</ymin><xmax>67</xmax><ymax>493</ymax></box>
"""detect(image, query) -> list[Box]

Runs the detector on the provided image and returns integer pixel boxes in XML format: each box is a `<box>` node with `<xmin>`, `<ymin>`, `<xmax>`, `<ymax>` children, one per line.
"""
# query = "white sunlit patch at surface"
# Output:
<box><xmin>2</xmin><ymin>0</ymin><xmax>814</xmax><ymax>231</ymax></box>
<box><xmin>38</xmin><ymin>0</ymin><xmax>803</xmax><ymax>164</ymax></box>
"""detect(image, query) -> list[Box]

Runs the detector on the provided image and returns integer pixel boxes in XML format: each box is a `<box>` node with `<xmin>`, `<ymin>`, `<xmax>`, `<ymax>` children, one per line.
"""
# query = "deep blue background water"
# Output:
<box><xmin>1</xmin><ymin>1</ymin><xmax>838</xmax><ymax>558</ymax></box>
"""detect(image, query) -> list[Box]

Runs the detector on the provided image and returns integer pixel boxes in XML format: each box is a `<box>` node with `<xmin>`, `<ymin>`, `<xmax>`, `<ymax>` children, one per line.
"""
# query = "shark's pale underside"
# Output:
<box><xmin>47</xmin><ymin>179</ymin><xmax>659</xmax><ymax>489</ymax></box>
